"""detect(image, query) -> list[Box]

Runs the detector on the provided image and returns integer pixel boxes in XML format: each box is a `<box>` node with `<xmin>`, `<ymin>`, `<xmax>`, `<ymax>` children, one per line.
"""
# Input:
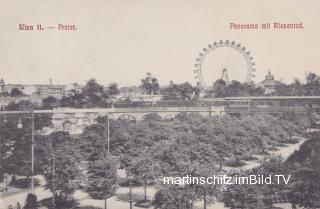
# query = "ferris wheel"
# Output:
<box><xmin>194</xmin><ymin>40</ymin><xmax>256</xmax><ymax>89</ymax></box>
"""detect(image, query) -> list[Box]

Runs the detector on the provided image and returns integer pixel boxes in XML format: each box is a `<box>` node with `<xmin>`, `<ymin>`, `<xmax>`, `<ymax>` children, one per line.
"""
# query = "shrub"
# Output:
<box><xmin>135</xmin><ymin>199</ymin><xmax>153</xmax><ymax>208</ymax></box>
<box><xmin>117</xmin><ymin>192</ymin><xmax>144</xmax><ymax>202</ymax></box>
<box><xmin>280</xmin><ymin>138</ymin><xmax>299</xmax><ymax>144</ymax></box>
<box><xmin>39</xmin><ymin>197</ymin><xmax>78</xmax><ymax>209</ymax></box>
<box><xmin>225</xmin><ymin>156</ymin><xmax>247</xmax><ymax>167</ymax></box>
<box><xmin>241</xmin><ymin>155</ymin><xmax>259</xmax><ymax>161</ymax></box>
<box><xmin>118</xmin><ymin>179</ymin><xmax>142</xmax><ymax>187</ymax></box>
<box><xmin>23</xmin><ymin>193</ymin><xmax>39</xmax><ymax>209</ymax></box>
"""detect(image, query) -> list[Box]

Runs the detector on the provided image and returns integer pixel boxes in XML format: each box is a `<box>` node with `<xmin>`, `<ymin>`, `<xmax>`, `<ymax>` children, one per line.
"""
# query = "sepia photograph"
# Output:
<box><xmin>1</xmin><ymin>0</ymin><xmax>320</xmax><ymax>209</ymax></box>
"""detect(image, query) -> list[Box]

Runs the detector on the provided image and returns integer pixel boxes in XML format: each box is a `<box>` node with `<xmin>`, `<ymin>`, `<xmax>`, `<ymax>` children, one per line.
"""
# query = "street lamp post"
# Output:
<box><xmin>5</xmin><ymin>173</ymin><xmax>8</xmax><ymax>192</ymax></box>
<box><xmin>104</xmin><ymin>197</ymin><xmax>108</xmax><ymax>209</ymax></box>
<box><xmin>103</xmin><ymin>114</ymin><xmax>110</xmax><ymax>157</ymax></box>
<box><xmin>129</xmin><ymin>171</ymin><xmax>132</xmax><ymax>209</ymax></box>
<box><xmin>1</xmin><ymin>94</ymin><xmax>8</xmax><ymax>192</ymax></box>
<box><xmin>51</xmin><ymin>157</ymin><xmax>55</xmax><ymax>208</ymax></box>
<box><xmin>17</xmin><ymin>111</ymin><xmax>35</xmax><ymax>194</ymax></box>
<box><xmin>107</xmin><ymin>115</ymin><xmax>110</xmax><ymax>156</ymax></box>
<box><xmin>102</xmin><ymin>114</ymin><xmax>110</xmax><ymax>209</ymax></box>
<box><xmin>126</xmin><ymin>168</ymin><xmax>133</xmax><ymax>209</ymax></box>
<box><xmin>99</xmin><ymin>114</ymin><xmax>111</xmax><ymax>209</ymax></box>
<box><xmin>31</xmin><ymin>111</ymin><xmax>35</xmax><ymax>194</ymax></box>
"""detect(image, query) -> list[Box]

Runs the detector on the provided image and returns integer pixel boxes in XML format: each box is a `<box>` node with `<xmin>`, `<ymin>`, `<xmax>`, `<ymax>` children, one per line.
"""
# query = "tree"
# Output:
<box><xmin>131</xmin><ymin>150</ymin><xmax>161</xmax><ymax>201</ymax></box>
<box><xmin>42</xmin><ymin>96</ymin><xmax>60</xmax><ymax>109</ymax></box>
<box><xmin>223</xmin><ymin>172</ymin><xmax>265</xmax><ymax>209</ymax></box>
<box><xmin>140</xmin><ymin>72</ymin><xmax>160</xmax><ymax>95</ymax></box>
<box><xmin>10</xmin><ymin>88</ymin><xmax>23</xmax><ymax>97</ymax></box>
<box><xmin>288</xmin><ymin>168</ymin><xmax>320</xmax><ymax>209</ymax></box>
<box><xmin>160</xmin><ymin>81</ymin><xmax>179</xmax><ymax>100</ymax></box>
<box><xmin>273</xmin><ymin>72</ymin><xmax>320</xmax><ymax>96</ymax></box>
<box><xmin>84</xmin><ymin>79</ymin><xmax>104</xmax><ymax>95</ymax></box>
<box><xmin>80</xmin><ymin>124</ymin><xmax>106</xmax><ymax>161</ymax></box>
<box><xmin>87</xmin><ymin>157</ymin><xmax>117</xmax><ymax>206</ymax></box>
<box><xmin>154</xmin><ymin>185</ymin><xmax>193</xmax><ymax>209</ymax></box>
<box><xmin>5</xmin><ymin>134</ymin><xmax>48</xmax><ymax>177</ymax></box>
<box><xmin>60</xmin><ymin>79</ymin><xmax>116</xmax><ymax>108</ymax></box>
<box><xmin>106</xmin><ymin>83</ymin><xmax>119</xmax><ymax>98</ymax></box>
<box><xmin>5</xmin><ymin>134</ymin><xmax>33</xmax><ymax>176</ymax></box>
<box><xmin>161</xmin><ymin>81</ymin><xmax>197</xmax><ymax>100</ymax></box>
<box><xmin>0</xmin><ymin>120</ymin><xmax>14</xmax><ymax>180</ymax></box>
<box><xmin>95</xmin><ymin>116</ymin><xmax>133</xmax><ymax>156</ymax></box>
<box><xmin>4</xmin><ymin>101</ymin><xmax>52</xmax><ymax>131</ymax></box>
<box><xmin>34</xmin><ymin>114</ymin><xmax>53</xmax><ymax>131</ymax></box>
<box><xmin>206</xmin><ymin>79</ymin><xmax>265</xmax><ymax>97</ymax></box>
<box><xmin>43</xmin><ymin>153</ymin><xmax>79</xmax><ymax>202</ymax></box>
<box><xmin>305</xmin><ymin>72</ymin><xmax>320</xmax><ymax>85</ymax></box>
<box><xmin>207</xmin><ymin>79</ymin><xmax>227</xmax><ymax>97</ymax></box>
<box><xmin>82</xmin><ymin>79</ymin><xmax>106</xmax><ymax>107</ymax></box>
<box><xmin>41</xmin><ymin>132</ymin><xmax>80</xmax><ymax>204</ymax></box>
<box><xmin>286</xmin><ymin>133</ymin><xmax>320</xmax><ymax>170</ymax></box>
<box><xmin>60</xmin><ymin>92</ymin><xmax>85</xmax><ymax>108</ymax></box>
<box><xmin>255</xmin><ymin>156</ymin><xmax>289</xmax><ymax>209</ymax></box>
<box><xmin>190</xmin><ymin>164</ymin><xmax>219</xmax><ymax>209</ymax></box>
<box><xmin>6</xmin><ymin>100</ymin><xmax>34</xmax><ymax>111</ymax></box>
<box><xmin>285</xmin><ymin>133</ymin><xmax>320</xmax><ymax>208</ymax></box>
<box><xmin>23</xmin><ymin>193</ymin><xmax>39</xmax><ymax>209</ymax></box>
<box><xmin>176</xmin><ymin>82</ymin><xmax>198</xmax><ymax>100</ymax></box>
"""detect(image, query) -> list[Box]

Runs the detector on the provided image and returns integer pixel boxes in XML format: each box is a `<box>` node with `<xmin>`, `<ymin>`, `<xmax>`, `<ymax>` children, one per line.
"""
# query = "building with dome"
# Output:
<box><xmin>258</xmin><ymin>71</ymin><xmax>282</xmax><ymax>95</ymax></box>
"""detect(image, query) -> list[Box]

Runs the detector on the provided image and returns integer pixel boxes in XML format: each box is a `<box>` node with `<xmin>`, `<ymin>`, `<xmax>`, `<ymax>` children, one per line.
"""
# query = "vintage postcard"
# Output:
<box><xmin>1</xmin><ymin>0</ymin><xmax>320</xmax><ymax>209</ymax></box>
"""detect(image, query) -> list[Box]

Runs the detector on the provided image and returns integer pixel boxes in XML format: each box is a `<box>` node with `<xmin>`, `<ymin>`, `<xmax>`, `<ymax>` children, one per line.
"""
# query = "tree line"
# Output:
<box><xmin>3</xmin><ymin>72</ymin><xmax>320</xmax><ymax>110</ymax></box>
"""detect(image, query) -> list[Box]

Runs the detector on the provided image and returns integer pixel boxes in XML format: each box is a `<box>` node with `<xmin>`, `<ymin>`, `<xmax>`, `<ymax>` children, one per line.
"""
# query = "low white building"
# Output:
<box><xmin>116</xmin><ymin>86</ymin><xmax>162</xmax><ymax>102</ymax></box>
<box><xmin>64</xmin><ymin>83</ymin><xmax>83</xmax><ymax>96</ymax></box>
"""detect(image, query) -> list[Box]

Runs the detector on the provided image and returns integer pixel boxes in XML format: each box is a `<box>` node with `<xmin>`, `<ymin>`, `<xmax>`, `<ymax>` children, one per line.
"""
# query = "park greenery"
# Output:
<box><xmin>223</xmin><ymin>132</ymin><xmax>320</xmax><ymax>209</ymax></box>
<box><xmin>1</xmin><ymin>72</ymin><xmax>320</xmax><ymax>208</ymax></box>
<box><xmin>285</xmin><ymin>133</ymin><xmax>320</xmax><ymax>209</ymax></box>
<box><xmin>0</xmin><ymin>108</ymin><xmax>319</xmax><ymax>208</ymax></box>
<box><xmin>76</xmin><ymin>112</ymin><xmax>313</xmax><ymax>208</ymax></box>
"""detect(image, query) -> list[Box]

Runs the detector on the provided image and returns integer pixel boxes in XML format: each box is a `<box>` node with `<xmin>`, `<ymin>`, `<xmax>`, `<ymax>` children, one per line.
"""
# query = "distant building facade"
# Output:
<box><xmin>0</xmin><ymin>78</ymin><xmax>67</xmax><ymax>102</ymax></box>
<box><xmin>0</xmin><ymin>79</ymin><xmax>5</xmax><ymax>93</ymax></box>
<box><xmin>34</xmin><ymin>84</ymin><xmax>66</xmax><ymax>99</ymax></box>
<box><xmin>116</xmin><ymin>86</ymin><xmax>162</xmax><ymax>102</ymax></box>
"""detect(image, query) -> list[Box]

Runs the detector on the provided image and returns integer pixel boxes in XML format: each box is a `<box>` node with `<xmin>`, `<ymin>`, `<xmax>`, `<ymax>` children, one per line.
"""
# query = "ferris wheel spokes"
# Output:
<box><xmin>194</xmin><ymin>40</ymin><xmax>256</xmax><ymax>89</ymax></box>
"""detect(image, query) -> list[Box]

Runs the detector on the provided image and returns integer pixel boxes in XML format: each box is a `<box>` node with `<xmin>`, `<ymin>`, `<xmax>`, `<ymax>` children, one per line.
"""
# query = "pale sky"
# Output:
<box><xmin>0</xmin><ymin>0</ymin><xmax>320</xmax><ymax>87</ymax></box>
